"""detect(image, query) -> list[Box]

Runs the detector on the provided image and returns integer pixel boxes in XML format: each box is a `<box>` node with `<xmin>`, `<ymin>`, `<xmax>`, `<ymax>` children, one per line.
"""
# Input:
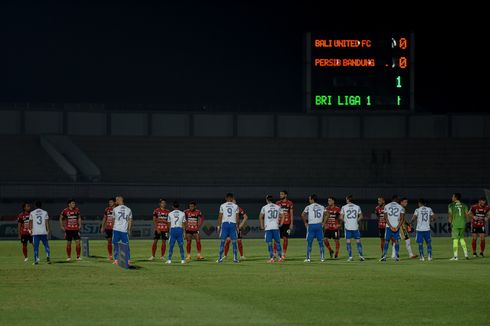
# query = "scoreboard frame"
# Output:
<box><xmin>304</xmin><ymin>32</ymin><xmax>415</xmax><ymax>113</ymax></box>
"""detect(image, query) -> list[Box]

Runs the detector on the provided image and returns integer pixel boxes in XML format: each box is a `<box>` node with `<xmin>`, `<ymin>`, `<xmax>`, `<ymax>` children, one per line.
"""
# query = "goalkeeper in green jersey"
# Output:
<box><xmin>448</xmin><ymin>193</ymin><xmax>470</xmax><ymax>260</ymax></box>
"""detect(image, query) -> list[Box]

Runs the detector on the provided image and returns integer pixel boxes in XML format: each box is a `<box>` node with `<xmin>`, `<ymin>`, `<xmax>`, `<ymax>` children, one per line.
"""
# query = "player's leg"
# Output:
<box><xmin>120</xmin><ymin>231</ymin><xmax>130</xmax><ymax>263</ymax></box>
<box><xmin>425</xmin><ymin>232</ymin><xmax>432</xmax><ymax>260</ymax></box>
<box><xmin>479</xmin><ymin>232</ymin><xmax>485</xmax><ymax>256</ymax></box>
<box><xmin>451</xmin><ymin>227</ymin><xmax>460</xmax><ymax>259</ymax></box>
<box><xmin>355</xmin><ymin>231</ymin><xmax>364</xmax><ymax>260</ymax></box>
<box><xmin>195</xmin><ymin>233</ymin><xmax>203</xmax><ymax>259</ymax></box>
<box><xmin>394</xmin><ymin>231</ymin><xmax>400</xmax><ymax>260</ymax></box>
<box><xmin>403</xmin><ymin>226</ymin><xmax>416</xmax><ymax>258</ymax></box>
<box><xmin>457</xmin><ymin>228</ymin><xmax>468</xmax><ymax>258</ymax></box>
<box><xmin>161</xmin><ymin>233</ymin><xmax>167</xmax><ymax>260</ymax></box>
<box><xmin>314</xmin><ymin>225</ymin><xmax>325</xmax><ymax>261</ymax></box>
<box><xmin>168</xmin><ymin>230</ymin><xmax>176</xmax><ymax>262</ymax></box>
<box><xmin>185</xmin><ymin>232</ymin><xmax>192</xmax><ymax>261</ymax></box>
<box><xmin>33</xmin><ymin>235</ymin><xmax>40</xmax><ymax>264</ymax></box>
<box><xmin>75</xmin><ymin>238</ymin><xmax>81</xmax><ymax>260</ymax></box>
<box><xmin>416</xmin><ymin>231</ymin><xmax>424</xmax><ymax>260</ymax></box>
<box><xmin>274</xmin><ymin>230</ymin><xmax>283</xmax><ymax>260</ymax></box>
<box><xmin>237</xmin><ymin>238</ymin><xmax>244</xmax><ymax>258</ymax></box>
<box><xmin>230</xmin><ymin>225</ymin><xmax>238</xmax><ymax>262</ymax></box>
<box><xmin>471</xmin><ymin>231</ymin><xmax>478</xmax><ymax>256</ymax></box>
<box><xmin>66</xmin><ymin>234</ymin><xmax>72</xmax><ymax>260</ymax></box>
<box><xmin>218</xmin><ymin>223</ymin><xmax>228</xmax><ymax>262</ymax></box>
<box><xmin>21</xmin><ymin>236</ymin><xmax>28</xmax><ymax>260</ymax></box>
<box><xmin>334</xmin><ymin>230</ymin><xmax>340</xmax><ymax>258</ymax></box>
<box><xmin>176</xmin><ymin>229</ymin><xmax>185</xmax><ymax>262</ymax></box>
<box><xmin>106</xmin><ymin>230</ymin><xmax>113</xmax><ymax>260</ymax></box>
<box><xmin>324</xmin><ymin>230</ymin><xmax>333</xmax><ymax>258</ymax></box>
<box><xmin>280</xmin><ymin>224</ymin><xmax>288</xmax><ymax>258</ymax></box>
<box><xmin>265</xmin><ymin>231</ymin><xmax>274</xmax><ymax>260</ymax></box>
<box><xmin>381</xmin><ymin>229</ymin><xmax>392</xmax><ymax>260</ymax></box>
<box><xmin>379</xmin><ymin>229</ymin><xmax>385</xmax><ymax>254</ymax></box>
<box><xmin>305</xmin><ymin>226</ymin><xmax>313</xmax><ymax>261</ymax></box>
<box><xmin>345</xmin><ymin>230</ymin><xmax>353</xmax><ymax>260</ymax></box>
<box><xmin>150</xmin><ymin>232</ymin><xmax>158</xmax><ymax>260</ymax></box>
<box><xmin>224</xmin><ymin>237</ymin><xmax>231</xmax><ymax>258</ymax></box>
<box><xmin>40</xmin><ymin>235</ymin><xmax>51</xmax><ymax>263</ymax></box>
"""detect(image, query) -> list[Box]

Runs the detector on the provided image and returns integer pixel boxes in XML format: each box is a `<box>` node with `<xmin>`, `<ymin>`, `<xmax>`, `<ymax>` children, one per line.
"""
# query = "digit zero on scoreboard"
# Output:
<box><xmin>305</xmin><ymin>32</ymin><xmax>414</xmax><ymax>111</ymax></box>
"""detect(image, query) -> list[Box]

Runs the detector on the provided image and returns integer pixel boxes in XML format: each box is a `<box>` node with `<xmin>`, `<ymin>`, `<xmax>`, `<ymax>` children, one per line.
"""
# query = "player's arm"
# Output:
<box><xmin>153</xmin><ymin>212</ymin><xmax>160</xmax><ymax>234</ymax></box>
<box><xmin>78</xmin><ymin>213</ymin><xmax>82</xmax><ymax>231</ymax></box>
<box><xmin>217</xmin><ymin>210</ymin><xmax>223</xmax><ymax>232</ymax></box>
<box><xmin>301</xmin><ymin>211</ymin><xmax>307</xmax><ymax>227</ymax></box>
<box><xmin>397</xmin><ymin>212</ymin><xmax>405</xmax><ymax>230</ymax></box>
<box><xmin>465</xmin><ymin>206</ymin><xmax>470</xmax><ymax>222</ymax></box>
<box><xmin>59</xmin><ymin>213</ymin><xmax>65</xmax><ymax>231</ymax></box>
<box><xmin>485</xmin><ymin>209</ymin><xmax>490</xmax><ymax>221</ymax></box>
<box><xmin>101</xmin><ymin>213</ymin><xmax>107</xmax><ymax>233</ymax></box>
<box><xmin>357</xmin><ymin>211</ymin><xmax>363</xmax><ymax>222</ymax></box>
<box><xmin>46</xmin><ymin>216</ymin><xmax>50</xmax><ymax>235</ymax></box>
<box><xmin>289</xmin><ymin>206</ymin><xmax>294</xmax><ymax>230</ymax></box>
<box><xmin>239</xmin><ymin>212</ymin><xmax>248</xmax><ymax>229</ymax></box>
<box><xmin>447</xmin><ymin>206</ymin><xmax>452</xmax><ymax>224</ymax></box>
<box><xmin>17</xmin><ymin>218</ymin><xmax>22</xmax><ymax>239</ymax></box>
<box><xmin>321</xmin><ymin>210</ymin><xmax>327</xmax><ymax>228</ymax></box>
<box><xmin>28</xmin><ymin>216</ymin><xmax>33</xmax><ymax>234</ymax></box>
<box><xmin>259</xmin><ymin>212</ymin><xmax>265</xmax><ymax>230</ymax></box>
<box><xmin>128</xmin><ymin>212</ymin><xmax>133</xmax><ymax>235</ymax></box>
<box><xmin>430</xmin><ymin>211</ymin><xmax>436</xmax><ymax>223</ymax></box>
<box><xmin>279</xmin><ymin>212</ymin><xmax>285</xmax><ymax>227</ymax></box>
<box><xmin>411</xmin><ymin>211</ymin><xmax>417</xmax><ymax>225</ymax></box>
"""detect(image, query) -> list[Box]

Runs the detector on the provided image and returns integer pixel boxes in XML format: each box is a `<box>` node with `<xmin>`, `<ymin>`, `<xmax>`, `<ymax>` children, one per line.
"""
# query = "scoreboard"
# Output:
<box><xmin>305</xmin><ymin>32</ymin><xmax>414</xmax><ymax>111</ymax></box>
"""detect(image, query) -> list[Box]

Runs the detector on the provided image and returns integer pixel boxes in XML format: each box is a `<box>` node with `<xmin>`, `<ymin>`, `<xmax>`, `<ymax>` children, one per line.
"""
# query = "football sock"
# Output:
<box><xmin>178</xmin><ymin>243</ymin><xmax>185</xmax><ymax>260</ymax></box>
<box><xmin>391</xmin><ymin>243</ymin><xmax>396</xmax><ymax>258</ymax></box>
<box><xmin>276</xmin><ymin>240</ymin><xmax>283</xmax><ymax>258</ymax></box>
<box><xmin>460</xmin><ymin>239</ymin><xmax>468</xmax><ymax>256</ymax></box>
<box><xmin>452</xmin><ymin>239</ymin><xmax>459</xmax><ymax>257</ymax></box>
<box><xmin>151</xmin><ymin>242</ymin><xmax>157</xmax><ymax>257</ymax></box>
<box><xmin>394</xmin><ymin>243</ymin><xmax>400</xmax><ymax>258</ymax></box>
<box><xmin>324</xmin><ymin>239</ymin><xmax>332</xmax><ymax>251</ymax></box>
<box><xmin>22</xmin><ymin>245</ymin><xmax>28</xmax><ymax>258</ymax></box>
<box><xmin>231</xmin><ymin>240</ymin><xmax>238</xmax><ymax>260</ymax></box>
<box><xmin>75</xmin><ymin>243</ymin><xmax>81</xmax><ymax>258</ymax></box>
<box><xmin>108</xmin><ymin>242</ymin><xmax>112</xmax><ymax>256</ymax></box>
<box><xmin>273</xmin><ymin>242</ymin><xmax>277</xmax><ymax>255</ymax></box>
<box><xmin>346</xmin><ymin>243</ymin><xmax>352</xmax><ymax>257</ymax></box>
<box><xmin>472</xmin><ymin>238</ymin><xmax>477</xmax><ymax>253</ymax></box>
<box><xmin>237</xmin><ymin>240</ymin><xmax>244</xmax><ymax>256</ymax></box>
<box><xmin>267</xmin><ymin>242</ymin><xmax>274</xmax><ymax>258</ymax></box>
<box><xmin>224</xmin><ymin>239</ymin><xmax>230</xmax><ymax>256</ymax></box>
<box><xmin>335</xmin><ymin>240</ymin><xmax>340</xmax><ymax>256</ymax></box>
<box><xmin>196</xmin><ymin>239</ymin><xmax>202</xmax><ymax>253</ymax></box>
<box><xmin>66</xmin><ymin>243</ymin><xmax>71</xmax><ymax>257</ymax></box>
<box><xmin>318</xmin><ymin>239</ymin><xmax>325</xmax><ymax>259</ymax></box>
<box><xmin>161</xmin><ymin>242</ymin><xmax>166</xmax><ymax>257</ymax></box>
<box><xmin>306</xmin><ymin>240</ymin><xmax>313</xmax><ymax>259</ymax></box>
<box><xmin>380</xmin><ymin>238</ymin><xmax>385</xmax><ymax>253</ymax></box>
<box><xmin>481</xmin><ymin>239</ymin><xmax>485</xmax><ymax>253</ymax></box>
<box><xmin>427</xmin><ymin>242</ymin><xmax>432</xmax><ymax>257</ymax></box>
<box><xmin>186</xmin><ymin>239</ymin><xmax>191</xmax><ymax>255</ymax></box>
<box><xmin>218</xmin><ymin>239</ymin><xmax>225</xmax><ymax>260</ymax></box>
<box><xmin>356</xmin><ymin>242</ymin><xmax>363</xmax><ymax>256</ymax></box>
<box><xmin>418</xmin><ymin>243</ymin><xmax>424</xmax><ymax>257</ymax></box>
<box><xmin>383</xmin><ymin>242</ymin><xmax>389</xmax><ymax>257</ymax></box>
<box><xmin>283</xmin><ymin>238</ymin><xmax>288</xmax><ymax>253</ymax></box>
<box><xmin>405</xmin><ymin>239</ymin><xmax>414</xmax><ymax>256</ymax></box>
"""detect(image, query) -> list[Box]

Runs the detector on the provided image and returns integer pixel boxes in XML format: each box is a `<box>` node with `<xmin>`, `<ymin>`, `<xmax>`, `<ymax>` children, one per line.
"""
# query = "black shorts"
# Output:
<box><xmin>279</xmin><ymin>224</ymin><xmax>290</xmax><ymax>238</ymax></box>
<box><xmin>237</xmin><ymin>229</ymin><xmax>243</xmax><ymax>239</ymax></box>
<box><xmin>185</xmin><ymin>230</ymin><xmax>199</xmax><ymax>237</ymax></box>
<box><xmin>21</xmin><ymin>234</ymin><xmax>33</xmax><ymax>244</ymax></box>
<box><xmin>472</xmin><ymin>226</ymin><xmax>486</xmax><ymax>234</ymax></box>
<box><xmin>324</xmin><ymin>229</ymin><xmax>340</xmax><ymax>240</ymax></box>
<box><xmin>104</xmin><ymin>229</ymin><xmax>113</xmax><ymax>239</ymax></box>
<box><xmin>378</xmin><ymin>228</ymin><xmax>386</xmax><ymax>238</ymax></box>
<box><xmin>65</xmin><ymin>230</ymin><xmax>81</xmax><ymax>241</ymax></box>
<box><xmin>154</xmin><ymin>231</ymin><xmax>168</xmax><ymax>240</ymax></box>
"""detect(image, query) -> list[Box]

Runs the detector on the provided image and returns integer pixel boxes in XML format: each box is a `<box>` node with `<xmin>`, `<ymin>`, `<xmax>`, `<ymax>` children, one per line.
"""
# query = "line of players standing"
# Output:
<box><xmin>17</xmin><ymin>191</ymin><xmax>489</xmax><ymax>264</ymax></box>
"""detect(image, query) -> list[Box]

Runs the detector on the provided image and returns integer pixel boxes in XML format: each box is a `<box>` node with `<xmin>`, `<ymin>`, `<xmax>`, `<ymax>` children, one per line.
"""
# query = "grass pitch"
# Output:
<box><xmin>1</xmin><ymin>238</ymin><xmax>489</xmax><ymax>325</ymax></box>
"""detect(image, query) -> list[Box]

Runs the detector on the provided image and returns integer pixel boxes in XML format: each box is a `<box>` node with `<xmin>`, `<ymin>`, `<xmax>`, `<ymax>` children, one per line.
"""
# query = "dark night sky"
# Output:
<box><xmin>1</xmin><ymin>1</ymin><xmax>487</xmax><ymax>113</ymax></box>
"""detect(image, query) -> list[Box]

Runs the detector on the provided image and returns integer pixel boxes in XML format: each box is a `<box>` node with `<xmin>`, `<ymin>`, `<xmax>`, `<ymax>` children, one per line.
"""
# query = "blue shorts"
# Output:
<box><xmin>306</xmin><ymin>224</ymin><xmax>323</xmax><ymax>242</ymax></box>
<box><xmin>416</xmin><ymin>230</ymin><xmax>431</xmax><ymax>243</ymax></box>
<box><xmin>265</xmin><ymin>229</ymin><xmax>280</xmax><ymax>243</ymax></box>
<box><xmin>384</xmin><ymin>228</ymin><xmax>400</xmax><ymax>241</ymax></box>
<box><xmin>345</xmin><ymin>229</ymin><xmax>361</xmax><ymax>240</ymax></box>
<box><xmin>169</xmin><ymin>227</ymin><xmax>184</xmax><ymax>245</ymax></box>
<box><xmin>220</xmin><ymin>222</ymin><xmax>237</xmax><ymax>241</ymax></box>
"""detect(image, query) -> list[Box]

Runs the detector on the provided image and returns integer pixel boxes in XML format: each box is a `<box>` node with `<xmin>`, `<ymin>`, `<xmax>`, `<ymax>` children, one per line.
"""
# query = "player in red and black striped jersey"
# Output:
<box><xmin>274</xmin><ymin>190</ymin><xmax>294</xmax><ymax>259</ymax></box>
<box><xmin>375</xmin><ymin>197</ymin><xmax>387</xmax><ymax>254</ymax></box>
<box><xmin>184</xmin><ymin>202</ymin><xmax>205</xmax><ymax>261</ymax></box>
<box><xmin>101</xmin><ymin>198</ymin><xmax>115</xmax><ymax>260</ymax></box>
<box><xmin>59</xmin><ymin>199</ymin><xmax>83</xmax><ymax>261</ymax></box>
<box><xmin>469</xmin><ymin>197</ymin><xmax>490</xmax><ymax>257</ymax></box>
<box><xmin>324</xmin><ymin>197</ymin><xmax>341</xmax><ymax>259</ymax></box>
<box><xmin>149</xmin><ymin>198</ymin><xmax>170</xmax><ymax>261</ymax></box>
<box><xmin>224</xmin><ymin>201</ymin><xmax>248</xmax><ymax>259</ymax></box>
<box><xmin>18</xmin><ymin>202</ymin><xmax>32</xmax><ymax>261</ymax></box>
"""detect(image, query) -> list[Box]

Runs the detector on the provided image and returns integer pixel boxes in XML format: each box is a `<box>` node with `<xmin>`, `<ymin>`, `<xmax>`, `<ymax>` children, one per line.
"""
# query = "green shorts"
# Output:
<box><xmin>451</xmin><ymin>227</ymin><xmax>465</xmax><ymax>239</ymax></box>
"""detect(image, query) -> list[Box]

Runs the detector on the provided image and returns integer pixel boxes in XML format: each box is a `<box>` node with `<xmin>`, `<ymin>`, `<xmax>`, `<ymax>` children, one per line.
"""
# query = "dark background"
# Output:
<box><xmin>1</xmin><ymin>1</ymin><xmax>487</xmax><ymax>113</ymax></box>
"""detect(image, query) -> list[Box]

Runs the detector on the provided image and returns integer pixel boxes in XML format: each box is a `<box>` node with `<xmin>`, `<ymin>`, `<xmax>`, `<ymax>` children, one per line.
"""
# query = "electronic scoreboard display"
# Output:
<box><xmin>305</xmin><ymin>32</ymin><xmax>414</xmax><ymax>111</ymax></box>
